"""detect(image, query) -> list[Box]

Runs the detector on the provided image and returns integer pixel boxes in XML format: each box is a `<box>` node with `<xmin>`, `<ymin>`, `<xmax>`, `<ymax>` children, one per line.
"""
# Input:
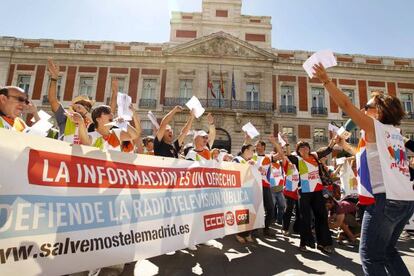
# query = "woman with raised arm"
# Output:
<box><xmin>313</xmin><ymin>63</ymin><xmax>414</xmax><ymax>276</ymax></box>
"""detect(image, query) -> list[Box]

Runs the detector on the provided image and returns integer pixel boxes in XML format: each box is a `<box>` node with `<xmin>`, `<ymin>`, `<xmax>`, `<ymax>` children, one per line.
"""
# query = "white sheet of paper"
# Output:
<box><xmin>328</xmin><ymin>123</ymin><xmax>340</xmax><ymax>133</ymax></box>
<box><xmin>105</xmin><ymin>121</ymin><xmax>129</xmax><ymax>131</ymax></box>
<box><xmin>338</xmin><ymin>126</ymin><xmax>352</xmax><ymax>139</ymax></box>
<box><xmin>278</xmin><ymin>132</ymin><xmax>287</xmax><ymax>147</ymax></box>
<box><xmin>147</xmin><ymin>111</ymin><xmax>160</xmax><ymax>130</ymax></box>
<box><xmin>336</xmin><ymin>157</ymin><xmax>346</xmax><ymax>165</ymax></box>
<box><xmin>117</xmin><ymin>93</ymin><xmax>133</xmax><ymax>121</ymax></box>
<box><xmin>242</xmin><ymin>122</ymin><xmax>260</xmax><ymax>139</ymax></box>
<box><xmin>25</xmin><ymin>120</ymin><xmax>54</xmax><ymax>137</ymax></box>
<box><xmin>185</xmin><ymin>96</ymin><xmax>205</xmax><ymax>118</ymax></box>
<box><xmin>31</xmin><ymin>110</ymin><xmax>52</xmax><ymax>123</ymax></box>
<box><xmin>303</xmin><ymin>49</ymin><xmax>337</xmax><ymax>78</ymax></box>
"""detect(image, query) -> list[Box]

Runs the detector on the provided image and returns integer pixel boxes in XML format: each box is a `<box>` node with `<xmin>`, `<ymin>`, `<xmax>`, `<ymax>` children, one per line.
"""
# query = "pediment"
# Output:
<box><xmin>165</xmin><ymin>32</ymin><xmax>275</xmax><ymax>60</ymax></box>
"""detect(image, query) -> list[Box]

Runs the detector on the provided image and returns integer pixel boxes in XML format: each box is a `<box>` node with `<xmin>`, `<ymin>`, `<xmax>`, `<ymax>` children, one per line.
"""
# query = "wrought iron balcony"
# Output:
<box><xmin>313</xmin><ymin>136</ymin><xmax>328</xmax><ymax>143</ymax></box>
<box><xmin>200</xmin><ymin>99</ymin><xmax>231</xmax><ymax>109</ymax></box>
<box><xmin>42</xmin><ymin>94</ymin><xmax>60</xmax><ymax>104</ymax></box>
<box><xmin>231</xmin><ymin>100</ymin><xmax>273</xmax><ymax>112</ymax></box>
<box><xmin>141</xmin><ymin>129</ymin><xmax>153</xmax><ymax>136</ymax></box>
<box><xmin>164</xmin><ymin>97</ymin><xmax>273</xmax><ymax>112</ymax></box>
<box><xmin>164</xmin><ymin>97</ymin><xmax>190</xmax><ymax>106</ymax></box>
<box><xmin>139</xmin><ymin>98</ymin><xmax>157</xmax><ymax>109</ymax></box>
<box><xmin>279</xmin><ymin>105</ymin><xmax>297</xmax><ymax>114</ymax></box>
<box><xmin>311</xmin><ymin>107</ymin><xmax>328</xmax><ymax>116</ymax></box>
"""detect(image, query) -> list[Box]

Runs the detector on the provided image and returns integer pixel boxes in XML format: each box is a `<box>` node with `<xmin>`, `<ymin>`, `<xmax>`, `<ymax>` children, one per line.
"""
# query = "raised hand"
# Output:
<box><xmin>206</xmin><ymin>113</ymin><xmax>214</xmax><ymax>125</ymax></box>
<box><xmin>67</xmin><ymin>112</ymin><xmax>84</xmax><ymax>125</ymax></box>
<box><xmin>173</xmin><ymin>105</ymin><xmax>184</xmax><ymax>113</ymax></box>
<box><xmin>47</xmin><ymin>58</ymin><xmax>59</xmax><ymax>79</ymax></box>
<box><xmin>312</xmin><ymin>63</ymin><xmax>330</xmax><ymax>83</ymax></box>
<box><xmin>24</xmin><ymin>100</ymin><xmax>38</xmax><ymax>115</ymax></box>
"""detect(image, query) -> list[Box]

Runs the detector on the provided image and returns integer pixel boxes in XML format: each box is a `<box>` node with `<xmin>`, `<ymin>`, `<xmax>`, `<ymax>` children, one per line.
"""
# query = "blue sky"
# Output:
<box><xmin>1</xmin><ymin>0</ymin><xmax>413</xmax><ymax>58</ymax></box>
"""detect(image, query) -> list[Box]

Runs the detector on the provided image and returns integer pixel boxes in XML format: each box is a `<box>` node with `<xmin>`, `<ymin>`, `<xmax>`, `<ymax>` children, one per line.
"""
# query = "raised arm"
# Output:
<box><xmin>47</xmin><ymin>58</ymin><xmax>61</xmax><ymax>113</ymax></box>
<box><xmin>156</xmin><ymin>105</ymin><xmax>183</xmax><ymax>141</ymax></box>
<box><xmin>109</xmin><ymin>78</ymin><xmax>118</xmax><ymax>113</ymax></box>
<box><xmin>313</xmin><ymin>63</ymin><xmax>375</xmax><ymax>141</ymax></box>
<box><xmin>120</xmin><ymin>105</ymin><xmax>139</xmax><ymax>142</ymax></box>
<box><xmin>177</xmin><ymin>110</ymin><xmax>195</xmax><ymax>146</ymax></box>
<box><xmin>206</xmin><ymin>113</ymin><xmax>216</xmax><ymax>147</ymax></box>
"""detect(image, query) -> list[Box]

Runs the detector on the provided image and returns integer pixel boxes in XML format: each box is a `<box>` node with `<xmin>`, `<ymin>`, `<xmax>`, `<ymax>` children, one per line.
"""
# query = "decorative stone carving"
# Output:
<box><xmin>244</xmin><ymin>72</ymin><xmax>262</xmax><ymax>78</ymax></box>
<box><xmin>177</xmin><ymin>69</ymin><xmax>196</xmax><ymax>76</ymax></box>
<box><xmin>177</xmin><ymin>37</ymin><xmax>261</xmax><ymax>58</ymax></box>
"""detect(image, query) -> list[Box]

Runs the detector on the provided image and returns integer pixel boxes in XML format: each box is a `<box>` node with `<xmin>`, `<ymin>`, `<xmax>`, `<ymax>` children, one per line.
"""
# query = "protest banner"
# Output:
<box><xmin>0</xmin><ymin>129</ymin><xmax>264</xmax><ymax>275</ymax></box>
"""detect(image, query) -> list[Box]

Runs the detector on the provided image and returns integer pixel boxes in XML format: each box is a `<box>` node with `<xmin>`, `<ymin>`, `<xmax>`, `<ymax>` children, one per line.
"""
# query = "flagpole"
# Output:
<box><xmin>207</xmin><ymin>64</ymin><xmax>209</xmax><ymax>108</ymax></box>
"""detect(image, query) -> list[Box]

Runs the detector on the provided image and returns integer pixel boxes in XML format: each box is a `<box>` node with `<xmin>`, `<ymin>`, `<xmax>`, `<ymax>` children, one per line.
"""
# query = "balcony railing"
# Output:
<box><xmin>164</xmin><ymin>97</ymin><xmax>273</xmax><ymax>112</ymax></box>
<box><xmin>231</xmin><ymin>101</ymin><xmax>273</xmax><ymax>112</ymax></box>
<box><xmin>141</xmin><ymin>129</ymin><xmax>153</xmax><ymax>136</ymax></box>
<box><xmin>311</xmin><ymin>107</ymin><xmax>328</xmax><ymax>116</ymax></box>
<box><xmin>313</xmin><ymin>136</ymin><xmax>328</xmax><ymax>143</ymax></box>
<box><xmin>139</xmin><ymin>99</ymin><xmax>157</xmax><ymax>109</ymax></box>
<box><xmin>279</xmin><ymin>105</ymin><xmax>297</xmax><ymax>114</ymax></box>
<box><xmin>42</xmin><ymin>94</ymin><xmax>60</xmax><ymax>104</ymax></box>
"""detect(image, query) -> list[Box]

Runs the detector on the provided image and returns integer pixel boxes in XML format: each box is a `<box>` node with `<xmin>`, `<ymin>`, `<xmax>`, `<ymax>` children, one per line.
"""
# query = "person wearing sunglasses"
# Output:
<box><xmin>313</xmin><ymin>63</ymin><xmax>414</xmax><ymax>276</ymax></box>
<box><xmin>0</xmin><ymin>86</ymin><xmax>33</xmax><ymax>131</ymax></box>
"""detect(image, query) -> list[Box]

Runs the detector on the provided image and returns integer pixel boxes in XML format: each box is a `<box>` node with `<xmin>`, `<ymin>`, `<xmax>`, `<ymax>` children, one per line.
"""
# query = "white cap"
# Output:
<box><xmin>193</xmin><ymin>130</ymin><xmax>208</xmax><ymax>139</ymax></box>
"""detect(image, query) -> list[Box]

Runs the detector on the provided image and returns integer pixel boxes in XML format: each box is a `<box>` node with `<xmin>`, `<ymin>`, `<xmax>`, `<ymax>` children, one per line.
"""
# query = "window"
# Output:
<box><xmin>17</xmin><ymin>75</ymin><xmax>31</xmax><ymax>94</ymax></box>
<box><xmin>246</xmin><ymin>83</ymin><xmax>259</xmax><ymax>102</ymax></box>
<box><xmin>343</xmin><ymin>89</ymin><xmax>355</xmax><ymax>104</ymax></box>
<box><xmin>282</xmin><ymin>127</ymin><xmax>294</xmax><ymax>135</ymax></box>
<box><xmin>314</xmin><ymin>128</ymin><xmax>325</xmax><ymax>137</ymax></box>
<box><xmin>401</xmin><ymin>93</ymin><xmax>413</xmax><ymax>114</ymax></box>
<box><xmin>280</xmin><ymin>86</ymin><xmax>294</xmax><ymax>106</ymax></box>
<box><xmin>179</xmin><ymin>79</ymin><xmax>193</xmax><ymax>99</ymax></box>
<box><xmin>79</xmin><ymin>77</ymin><xmax>94</xmax><ymax>98</ymax></box>
<box><xmin>342</xmin><ymin>89</ymin><xmax>354</xmax><ymax>116</ymax></box>
<box><xmin>141</xmin><ymin>120</ymin><xmax>153</xmax><ymax>136</ymax></box>
<box><xmin>142</xmin><ymin>79</ymin><xmax>157</xmax><ymax>99</ymax></box>
<box><xmin>213</xmin><ymin>80</ymin><xmax>226</xmax><ymax>100</ymax></box>
<box><xmin>311</xmin><ymin>87</ymin><xmax>325</xmax><ymax>108</ymax></box>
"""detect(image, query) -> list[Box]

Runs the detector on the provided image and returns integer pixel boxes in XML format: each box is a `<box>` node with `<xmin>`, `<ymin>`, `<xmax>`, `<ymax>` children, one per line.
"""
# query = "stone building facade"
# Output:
<box><xmin>1</xmin><ymin>0</ymin><xmax>413</xmax><ymax>154</ymax></box>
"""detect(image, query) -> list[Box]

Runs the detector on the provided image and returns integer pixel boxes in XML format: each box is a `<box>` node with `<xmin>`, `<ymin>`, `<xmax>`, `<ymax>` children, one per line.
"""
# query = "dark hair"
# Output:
<box><xmin>295</xmin><ymin>141</ymin><xmax>311</xmax><ymax>156</ymax></box>
<box><xmin>238</xmin><ymin>144</ymin><xmax>253</xmax><ymax>156</ymax></box>
<box><xmin>0</xmin><ymin>87</ymin><xmax>8</xmax><ymax>96</ymax></box>
<box><xmin>91</xmin><ymin>105</ymin><xmax>112</xmax><ymax>128</ymax></box>
<box><xmin>371</xmin><ymin>91</ymin><xmax>405</xmax><ymax>126</ymax></box>
<box><xmin>143</xmin><ymin>136</ymin><xmax>154</xmax><ymax>146</ymax></box>
<box><xmin>256</xmin><ymin>140</ymin><xmax>266</xmax><ymax>148</ymax></box>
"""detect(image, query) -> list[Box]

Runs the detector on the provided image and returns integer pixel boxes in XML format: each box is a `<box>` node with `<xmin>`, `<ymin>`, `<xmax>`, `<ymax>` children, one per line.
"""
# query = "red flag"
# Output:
<box><xmin>220</xmin><ymin>70</ymin><xmax>225</xmax><ymax>98</ymax></box>
<box><xmin>208</xmin><ymin>71</ymin><xmax>216</xmax><ymax>99</ymax></box>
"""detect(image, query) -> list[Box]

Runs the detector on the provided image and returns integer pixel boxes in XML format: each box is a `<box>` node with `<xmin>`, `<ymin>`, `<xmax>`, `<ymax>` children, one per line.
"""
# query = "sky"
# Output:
<box><xmin>1</xmin><ymin>0</ymin><xmax>413</xmax><ymax>58</ymax></box>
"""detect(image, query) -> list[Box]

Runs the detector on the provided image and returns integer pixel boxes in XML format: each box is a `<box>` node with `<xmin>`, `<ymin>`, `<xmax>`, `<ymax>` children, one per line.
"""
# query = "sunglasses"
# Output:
<box><xmin>8</xmin><ymin>95</ymin><xmax>30</xmax><ymax>105</ymax></box>
<box><xmin>364</xmin><ymin>104</ymin><xmax>376</xmax><ymax>111</ymax></box>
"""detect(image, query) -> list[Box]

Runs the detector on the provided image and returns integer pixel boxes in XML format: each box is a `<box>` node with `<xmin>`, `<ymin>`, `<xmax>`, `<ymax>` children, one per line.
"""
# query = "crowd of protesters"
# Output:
<box><xmin>1</xmin><ymin>59</ymin><xmax>414</xmax><ymax>276</ymax></box>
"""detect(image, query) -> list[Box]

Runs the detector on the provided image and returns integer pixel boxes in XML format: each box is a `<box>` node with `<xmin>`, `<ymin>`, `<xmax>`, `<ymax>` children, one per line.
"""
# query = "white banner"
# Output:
<box><xmin>0</xmin><ymin>129</ymin><xmax>264</xmax><ymax>275</ymax></box>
